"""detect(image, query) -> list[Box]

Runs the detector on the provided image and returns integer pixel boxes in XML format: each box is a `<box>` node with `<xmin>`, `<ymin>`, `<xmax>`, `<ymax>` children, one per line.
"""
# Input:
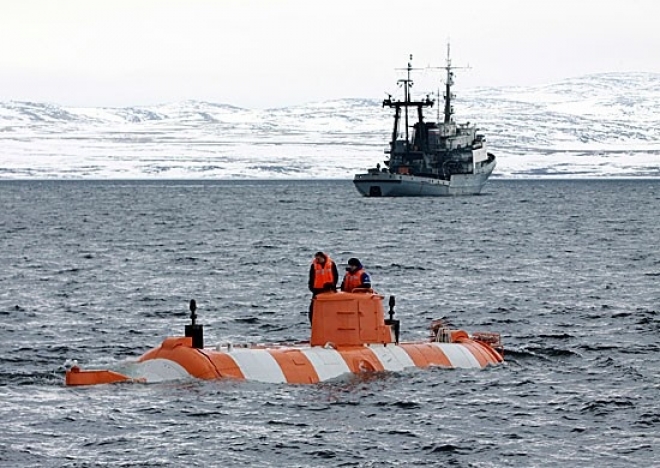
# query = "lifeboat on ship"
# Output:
<box><xmin>65</xmin><ymin>290</ymin><xmax>504</xmax><ymax>386</ymax></box>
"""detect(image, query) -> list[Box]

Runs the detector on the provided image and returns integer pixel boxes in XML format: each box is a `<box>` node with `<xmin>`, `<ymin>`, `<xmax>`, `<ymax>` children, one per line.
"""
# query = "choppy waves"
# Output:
<box><xmin>0</xmin><ymin>179</ymin><xmax>658</xmax><ymax>467</ymax></box>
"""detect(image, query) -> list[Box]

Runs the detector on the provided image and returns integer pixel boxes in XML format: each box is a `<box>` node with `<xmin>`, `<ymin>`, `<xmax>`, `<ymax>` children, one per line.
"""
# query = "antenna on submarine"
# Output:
<box><xmin>185</xmin><ymin>299</ymin><xmax>204</xmax><ymax>349</ymax></box>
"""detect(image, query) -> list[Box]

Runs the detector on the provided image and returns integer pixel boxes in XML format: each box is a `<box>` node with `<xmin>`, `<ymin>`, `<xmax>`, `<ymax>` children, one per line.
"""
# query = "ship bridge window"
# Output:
<box><xmin>394</xmin><ymin>140</ymin><xmax>408</xmax><ymax>152</ymax></box>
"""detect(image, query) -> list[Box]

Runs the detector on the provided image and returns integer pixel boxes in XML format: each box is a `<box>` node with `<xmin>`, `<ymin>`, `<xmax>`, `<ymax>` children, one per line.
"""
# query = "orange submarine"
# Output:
<box><xmin>65</xmin><ymin>290</ymin><xmax>504</xmax><ymax>386</ymax></box>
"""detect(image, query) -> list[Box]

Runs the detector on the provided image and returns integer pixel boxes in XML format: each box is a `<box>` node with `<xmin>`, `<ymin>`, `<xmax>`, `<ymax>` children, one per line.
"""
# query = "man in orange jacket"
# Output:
<box><xmin>307</xmin><ymin>252</ymin><xmax>339</xmax><ymax>323</ymax></box>
<box><xmin>340</xmin><ymin>257</ymin><xmax>372</xmax><ymax>292</ymax></box>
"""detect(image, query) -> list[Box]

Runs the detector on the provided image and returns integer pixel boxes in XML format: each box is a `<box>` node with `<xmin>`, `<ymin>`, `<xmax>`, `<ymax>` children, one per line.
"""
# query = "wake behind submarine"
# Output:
<box><xmin>65</xmin><ymin>290</ymin><xmax>504</xmax><ymax>386</ymax></box>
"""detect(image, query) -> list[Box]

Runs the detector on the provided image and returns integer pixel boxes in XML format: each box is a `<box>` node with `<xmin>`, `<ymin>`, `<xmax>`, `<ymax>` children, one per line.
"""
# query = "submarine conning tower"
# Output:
<box><xmin>310</xmin><ymin>291</ymin><xmax>398</xmax><ymax>347</ymax></box>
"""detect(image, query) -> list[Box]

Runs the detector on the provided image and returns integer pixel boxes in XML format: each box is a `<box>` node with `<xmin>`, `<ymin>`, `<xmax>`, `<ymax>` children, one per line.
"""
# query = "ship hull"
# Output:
<box><xmin>353</xmin><ymin>158</ymin><xmax>496</xmax><ymax>197</ymax></box>
<box><xmin>64</xmin><ymin>291</ymin><xmax>504</xmax><ymax>386</ymax></box>
<box><xmin>65</xmin><ymin>337</ymin><xmax>503</xmax><ymax>386</ymax></box>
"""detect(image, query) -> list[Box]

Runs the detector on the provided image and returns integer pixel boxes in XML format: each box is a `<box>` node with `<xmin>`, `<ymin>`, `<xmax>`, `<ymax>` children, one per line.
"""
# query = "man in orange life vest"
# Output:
<box><xmin>340</xmin><ymin>257</ymin><xmax>372</xmax><ymax>292</ymax></box>
<box><xmin>307</xmin><ymin>251</ymin><xmax>339</xmax><ymax>323</ymax></box>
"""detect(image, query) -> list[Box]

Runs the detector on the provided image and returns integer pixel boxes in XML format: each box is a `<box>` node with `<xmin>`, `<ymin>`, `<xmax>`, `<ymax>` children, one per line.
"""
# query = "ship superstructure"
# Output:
<box><xmin>354</xmin><ymin>45</ymin><xmax>496</xmax><ymax>197</ymax></box>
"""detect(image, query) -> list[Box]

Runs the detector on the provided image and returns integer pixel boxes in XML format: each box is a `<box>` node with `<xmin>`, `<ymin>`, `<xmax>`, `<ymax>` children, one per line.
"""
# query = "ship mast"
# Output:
<box><xmin>443</xmin><ymin>42</ymin><xmax>454</xmax><ymax>124</ymax></box>
<box><xmin>441</xmin><ymin>42</ymin><xmax>469</xmax><ymax>124</ymax></box>
<box><xmin>398</xmin><ymin>55</ymin><xmax>414</xmax><ymax>144</ymax></box>
<box><xmin>382</xmin><ymin>56</ymin><xmax>433</xmax><ymax>158</ymax></box>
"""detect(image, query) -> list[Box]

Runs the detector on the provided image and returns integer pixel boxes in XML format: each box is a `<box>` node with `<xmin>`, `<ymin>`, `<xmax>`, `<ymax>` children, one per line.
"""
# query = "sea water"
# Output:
<box><xmin>0</xmin><ymin>179</ymin><xmax>658</xmax><ymax>467</ymax></box>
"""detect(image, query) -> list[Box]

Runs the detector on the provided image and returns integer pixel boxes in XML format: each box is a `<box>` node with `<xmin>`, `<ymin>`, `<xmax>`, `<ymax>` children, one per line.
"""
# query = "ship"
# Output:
<box><xmin>354</xmin><ymin>45</ymin><xmax>496</xmax><ymax>197</ymax></box>
<box><xmin>65</xmin><ymin>291</ymin><xmax>503</xmax><ymax>386</ymax></box>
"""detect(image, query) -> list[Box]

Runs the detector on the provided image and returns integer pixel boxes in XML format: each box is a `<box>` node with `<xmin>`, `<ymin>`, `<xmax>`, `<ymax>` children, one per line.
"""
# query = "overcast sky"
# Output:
<box><xmin>0</xmin><ymin>0</ymin><xmax>657</xmax><ymax>109</ymax></box>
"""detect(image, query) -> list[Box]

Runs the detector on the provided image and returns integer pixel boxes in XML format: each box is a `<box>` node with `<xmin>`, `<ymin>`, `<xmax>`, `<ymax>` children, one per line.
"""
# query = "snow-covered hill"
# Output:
<box><xmin>1</xmin><ymin>72</ymin><xmax>659</xmax><ymax>179</ymax></box>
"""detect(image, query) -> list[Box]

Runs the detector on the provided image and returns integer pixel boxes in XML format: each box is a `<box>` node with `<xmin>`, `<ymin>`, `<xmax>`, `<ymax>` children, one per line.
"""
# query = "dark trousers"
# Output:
<box><xmin>308</xmin><ymin>294</ymin><xmax>316</xmax><ymax>324</ymax></box>
<box><xmin>308</xmin><ymin>289</ymin><xmax>324</xmax><ymax>324</ymax></box>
